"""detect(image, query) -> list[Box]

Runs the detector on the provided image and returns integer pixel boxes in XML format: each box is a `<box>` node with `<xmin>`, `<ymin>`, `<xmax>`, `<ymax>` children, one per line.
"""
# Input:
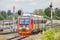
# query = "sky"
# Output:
<box><xmin>0</xmin><ymin>0</ymin><xmax>60</xmax><ymax>12</ymax></box>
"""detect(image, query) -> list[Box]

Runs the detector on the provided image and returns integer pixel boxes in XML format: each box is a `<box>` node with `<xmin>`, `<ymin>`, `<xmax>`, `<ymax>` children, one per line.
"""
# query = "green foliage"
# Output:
<box><xmin>43</xmin><ymin>15</ymin><xmax>49</xmax><ymax>19</ymax></box>
<box><xmin>7</xmin><ymin>10</ymin><xmax>13</xmax><ymax>16</ymax></box>
<box><xmin>14</xmin><ymin>12</ymin><xmax>19</xmax><ymax>19</ymax></box>
<box><xmin>53</xmin><ymin>16</ymin><xmax>60</xmax><ymax>20</ymax></box>
<box><xmin>54</xmin><ymin>26</ymin><xmax>60</xmax><ymax>32</ymax></box>
<box><xmin>44</xmin><ymin>7</ymin><xmax>60</xmax><ymax>19</ymax></box>
<box><xmin>0</xmin><ymin>15</ymin><xmax>4</xmax><ymax>20</ymax></box>
<box><xmin>0</xmin><ymin>8</ymin><xmax>60</xmax><ymax>20</ymax></box>
<box><xmin>44</xmin><ymin>7</ymin><xmax>51</xmax><ymax>17</ymax></box>
<box><xmin>0</xmin><ymin>11</ymin><xmax>7</xmax><ymax>18</ymax></box>
<box><xmin>33</xmin><ymin>9</ymin><xmax>45</xmax><ymax>16</ymax></box>
<box><xmin>15</xmin><ymin>15</ymin><xmax>18</xmax><ymax>19</ymax></box>
<box><xmin>8</xmin><ymin>15</ymin><xmax>13</xmax><ymax>20</ymax></box>
<box><xmin>53</xmin><ymin>8</ymin><xmax>60</xmax><ymax>20</ymax></box>
<box><xmin>55</xmin><ymin>8</ymin><xmax>60</xmax><ymax>17</ymax></box>
<box><xmin>41</xmin><ymin>28</ymin><xmax>55</xmax><ymax>40</ymax></box>
<box><xmin>44</xmin><ymin>7</ymin><xmax>54</xmax><ymax>18</ymax></box>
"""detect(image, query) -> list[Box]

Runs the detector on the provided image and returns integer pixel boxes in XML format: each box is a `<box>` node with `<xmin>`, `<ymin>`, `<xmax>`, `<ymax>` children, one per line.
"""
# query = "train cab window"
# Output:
<box><xmin>20</xmin><ymin>18</ymin><xmax>24</xmax><ymax>24</ymax></box>
<box><xmin>25</xmin><ymin>18</ymin><xmax>29</xmax><ymax>25</ymax></box>
<box><xmin>20</xmin><ymin>18</ymin><xmax>30</xmax><ymax>25</ymax></box>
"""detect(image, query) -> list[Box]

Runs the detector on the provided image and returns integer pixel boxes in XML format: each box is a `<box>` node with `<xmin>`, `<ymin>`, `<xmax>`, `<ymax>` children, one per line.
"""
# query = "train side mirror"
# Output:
<box><xmin>18</xmin><ymin>10</ymin><xmax>22</xmax><ymax>15</ymax></box>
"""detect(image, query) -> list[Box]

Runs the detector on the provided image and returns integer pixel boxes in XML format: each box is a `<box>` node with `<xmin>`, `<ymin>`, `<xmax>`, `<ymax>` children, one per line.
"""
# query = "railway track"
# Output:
<box><xmin>7</xmin><ymin>35</ymin><xmax>30</xmax><ymax>40</ymax></box>
<box><xmin>2</xmin><ymin>30</ymin><xmax>40</xmax><ymax>40</ymax></box>
<box><xmin>7</xmin><ymin>32</ymin><xmax>39</xmax><ymax>40</ymax></box>
<box><xmin>7</xmin><ymin>35</ymin><xmax>19</xmax><ymax>40</ymax></box>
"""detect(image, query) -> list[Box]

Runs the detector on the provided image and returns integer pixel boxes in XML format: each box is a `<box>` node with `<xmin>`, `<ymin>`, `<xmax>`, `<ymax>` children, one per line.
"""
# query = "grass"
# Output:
<box><xmin>0</xmin><ymin>29</ymin><xmax>11</xmax><ymax>34</ymax></box>
<box><xmin>54</xmin><ymin>26</ymin><xmax>60</xmax><ymax>33</ymax></box>
<box><xmin>38</xmin><ymin>26</ymin><xmax>60</xmax><ymax>40</ymax></box>
<box><xmin>53</xmin><ymin>26</ymin><xmax>60</xmax><ymax>40</ymax></box>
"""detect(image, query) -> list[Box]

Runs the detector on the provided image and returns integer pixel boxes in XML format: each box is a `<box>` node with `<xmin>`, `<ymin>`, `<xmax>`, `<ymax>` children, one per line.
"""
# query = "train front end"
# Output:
<box><xmin>17</xmin><ymin>17</ymin><xmax>33</xmax><ymax>35</ymax></box>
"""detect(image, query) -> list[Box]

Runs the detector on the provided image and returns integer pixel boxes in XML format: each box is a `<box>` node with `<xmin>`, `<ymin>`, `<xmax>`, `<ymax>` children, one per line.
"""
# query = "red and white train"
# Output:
<box><xmin>17</xmin><ymin>16</ymin><xmax>47</xmax><ymax>35</ymax></box>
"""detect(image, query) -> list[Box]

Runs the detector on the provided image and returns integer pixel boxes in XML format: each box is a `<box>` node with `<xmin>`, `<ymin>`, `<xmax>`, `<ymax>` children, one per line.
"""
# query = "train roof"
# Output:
<box><xmin>18</xmin><ymin>15</ymin><xmax>46</xmax><ymax>20</ymax></box>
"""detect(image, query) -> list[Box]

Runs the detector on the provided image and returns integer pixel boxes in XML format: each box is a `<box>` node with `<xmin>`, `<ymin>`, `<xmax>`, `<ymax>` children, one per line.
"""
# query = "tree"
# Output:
<box><xmin>44</xmin><ymin>7</ymin><xmax>54</xmax><ymax>19</ymax></box>
<box><xmin>53</xmin><ymin>8</ymin><xmax>60</xmax><ymax>20</ymax></box>
<box><xmin>44</xmin><ymin>7</ymin><xmax>51</xmax><ymax>17</ymax></box>
<box><xmin>8</xmin><ymin>15</ymin><xmax>13</xmax><ymax>20</ymax></box>
<box><xmin>7</xmin><ymin>10</ymin><xmax>13</xmax><ymax>16</ymax></box>
<box><xmin>15</xmin><ymin>12</ymin><xmax>19</xmax><ymax>19</ymax></box>
<box><xmin>55</xmin><ymin>8</ymin><xmax>60</xmax><ymax>17</ymax></box>
<box><xmin>33</xmin><ymin>9</ymin><xmax>45</xmax><ymax>16</ymax></box>
<box><xmin>1</xmin><ymin>11</ymin><xmax>7</xmax><ymax>18</ymax></box>
<box><xmin>0</xmin><ymin>15</ymin><xmax>4</xmax><ymax>20</ymax></box>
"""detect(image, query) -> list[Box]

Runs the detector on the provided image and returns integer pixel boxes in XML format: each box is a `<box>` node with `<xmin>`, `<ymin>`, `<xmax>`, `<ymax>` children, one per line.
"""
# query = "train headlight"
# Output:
<box><xmin>19</xmin><ymin>27</ymin><xmax>22</xmax><ymax>30</ymax></box>
<box><xmin>26</xmin><ymin>27</ymin><xmax>29</xmax><ymax>30</ymax></box>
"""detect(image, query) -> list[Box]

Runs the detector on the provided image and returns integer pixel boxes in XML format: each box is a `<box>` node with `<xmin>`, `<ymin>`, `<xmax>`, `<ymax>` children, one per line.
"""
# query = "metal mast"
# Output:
<box><xmin>13</xmin><ymin>6</ymin><xmax>15</xmax><ymax>27</ymax></box>
<box><xmin>50</xmin><ymin>1</ymin><xmax>53</xmax><ymax>27</ymax></box>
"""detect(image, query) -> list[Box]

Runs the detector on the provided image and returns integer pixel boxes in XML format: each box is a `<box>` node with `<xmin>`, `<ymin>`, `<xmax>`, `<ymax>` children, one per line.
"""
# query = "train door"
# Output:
<box><xmin>29</xmin><ymin>18</ymin><xmax>33</xmax><ymax>30</ymax></box>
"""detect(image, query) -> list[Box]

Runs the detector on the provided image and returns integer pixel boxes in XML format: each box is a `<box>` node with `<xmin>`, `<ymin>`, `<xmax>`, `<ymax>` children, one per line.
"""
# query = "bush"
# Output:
<box><xmin>0</xmin><ymin>15</ymin><xmax>4</xmax><ymax>20</ymax></box>
<box><xmin>53</xmin><ymin>16</ymin><xmax>60</xmax><ymax>20</ymax></box>
<box><xmin>8</xmin><ymin>15</ymin><xmax>13</xmax><ymax>19</ymax></box>
<box><xmin>43</xmin><ymin>15</ymin><xmax>49</xmax><ymax>19</ymax></box>
<box><xmin>54</xmin><ymin>26</ymin><xmax>60</xmax><ymax>33</ymax></box>
<box><xmin>15</xmin><ymin>15</ymin><xmax>18</xmax><ymax>19</ymax></box>
<box><xmin>41</xmin><ymin>28</ymin><xmax>55</xmax><ymax>40</ymax></box>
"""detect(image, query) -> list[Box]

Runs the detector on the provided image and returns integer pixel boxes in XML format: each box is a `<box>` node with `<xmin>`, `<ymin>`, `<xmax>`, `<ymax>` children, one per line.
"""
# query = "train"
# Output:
<box><xmin>17</xmin><ymin>15</ymin><xmax>47</xmax><ymax>35</ymax></box>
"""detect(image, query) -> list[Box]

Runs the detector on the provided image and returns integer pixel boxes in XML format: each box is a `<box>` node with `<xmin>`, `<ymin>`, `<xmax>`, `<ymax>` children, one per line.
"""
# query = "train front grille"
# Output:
<box><xmin>22</xmin><ymin>29</ymin><xmax>26</xmax><ymax>31</ymax></box>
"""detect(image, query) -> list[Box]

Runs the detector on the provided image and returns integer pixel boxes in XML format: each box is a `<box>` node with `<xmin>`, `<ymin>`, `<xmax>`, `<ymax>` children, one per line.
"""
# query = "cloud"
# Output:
<box><xmin>53</xmin><ymin>0</ymin><xmax>60</xmax><ymax>3</ymax></box>
<box><xmin>0</xmin><ymin>0</ymin><xmax>60</xmax><ymax>12</ymax></box>
<box><xmin>15</xmin><ymin>0</ymin><xmax>36</xmax><ymax>2</ymax></box>
<box><xmin>29</xmin><ymin>2</ymin><xmax>37</xmax><ymax>6</ymax></box>
<box><xmin>51</xmin><ymin>0</ymin><xmax>60</xmax><ymax>8</ymax></box>
<box><xmin>0</xmin><ymin>0</ymin><xmax>22</xmax><ymax>12</ymax></box>
<box><xmin>15</xmin><ymin>0</ymin><xmax>25</xmax><ymax>2</ymax></box>
<box><xmin>52</xmin><ymin>0</ymin><xmax>60</xmax><ymax>4</ymax></box>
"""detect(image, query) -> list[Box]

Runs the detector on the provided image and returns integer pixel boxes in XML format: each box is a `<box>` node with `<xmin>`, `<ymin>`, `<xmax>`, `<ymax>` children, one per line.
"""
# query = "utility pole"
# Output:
<box><xmin>12</xmin><ymin>6</ymin><xmax>15</xmax><ymax>32</ymax></box>
<box><xmin>13</xmin><ymin>6</ymin><xmax>15</xmax><ymax>26</ymax></box>
<box><xmin>50</xmin><ymin>2</ymin><xmax>53</xmax><ymax>27</ymax></box>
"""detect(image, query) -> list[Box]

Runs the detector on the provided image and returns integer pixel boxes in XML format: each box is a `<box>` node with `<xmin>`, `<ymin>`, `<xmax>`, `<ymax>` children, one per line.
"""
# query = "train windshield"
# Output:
<box><xmin>20</xmin><ymin>17</ymin><xmax>30</xmax><ymax>25</ymax></box>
